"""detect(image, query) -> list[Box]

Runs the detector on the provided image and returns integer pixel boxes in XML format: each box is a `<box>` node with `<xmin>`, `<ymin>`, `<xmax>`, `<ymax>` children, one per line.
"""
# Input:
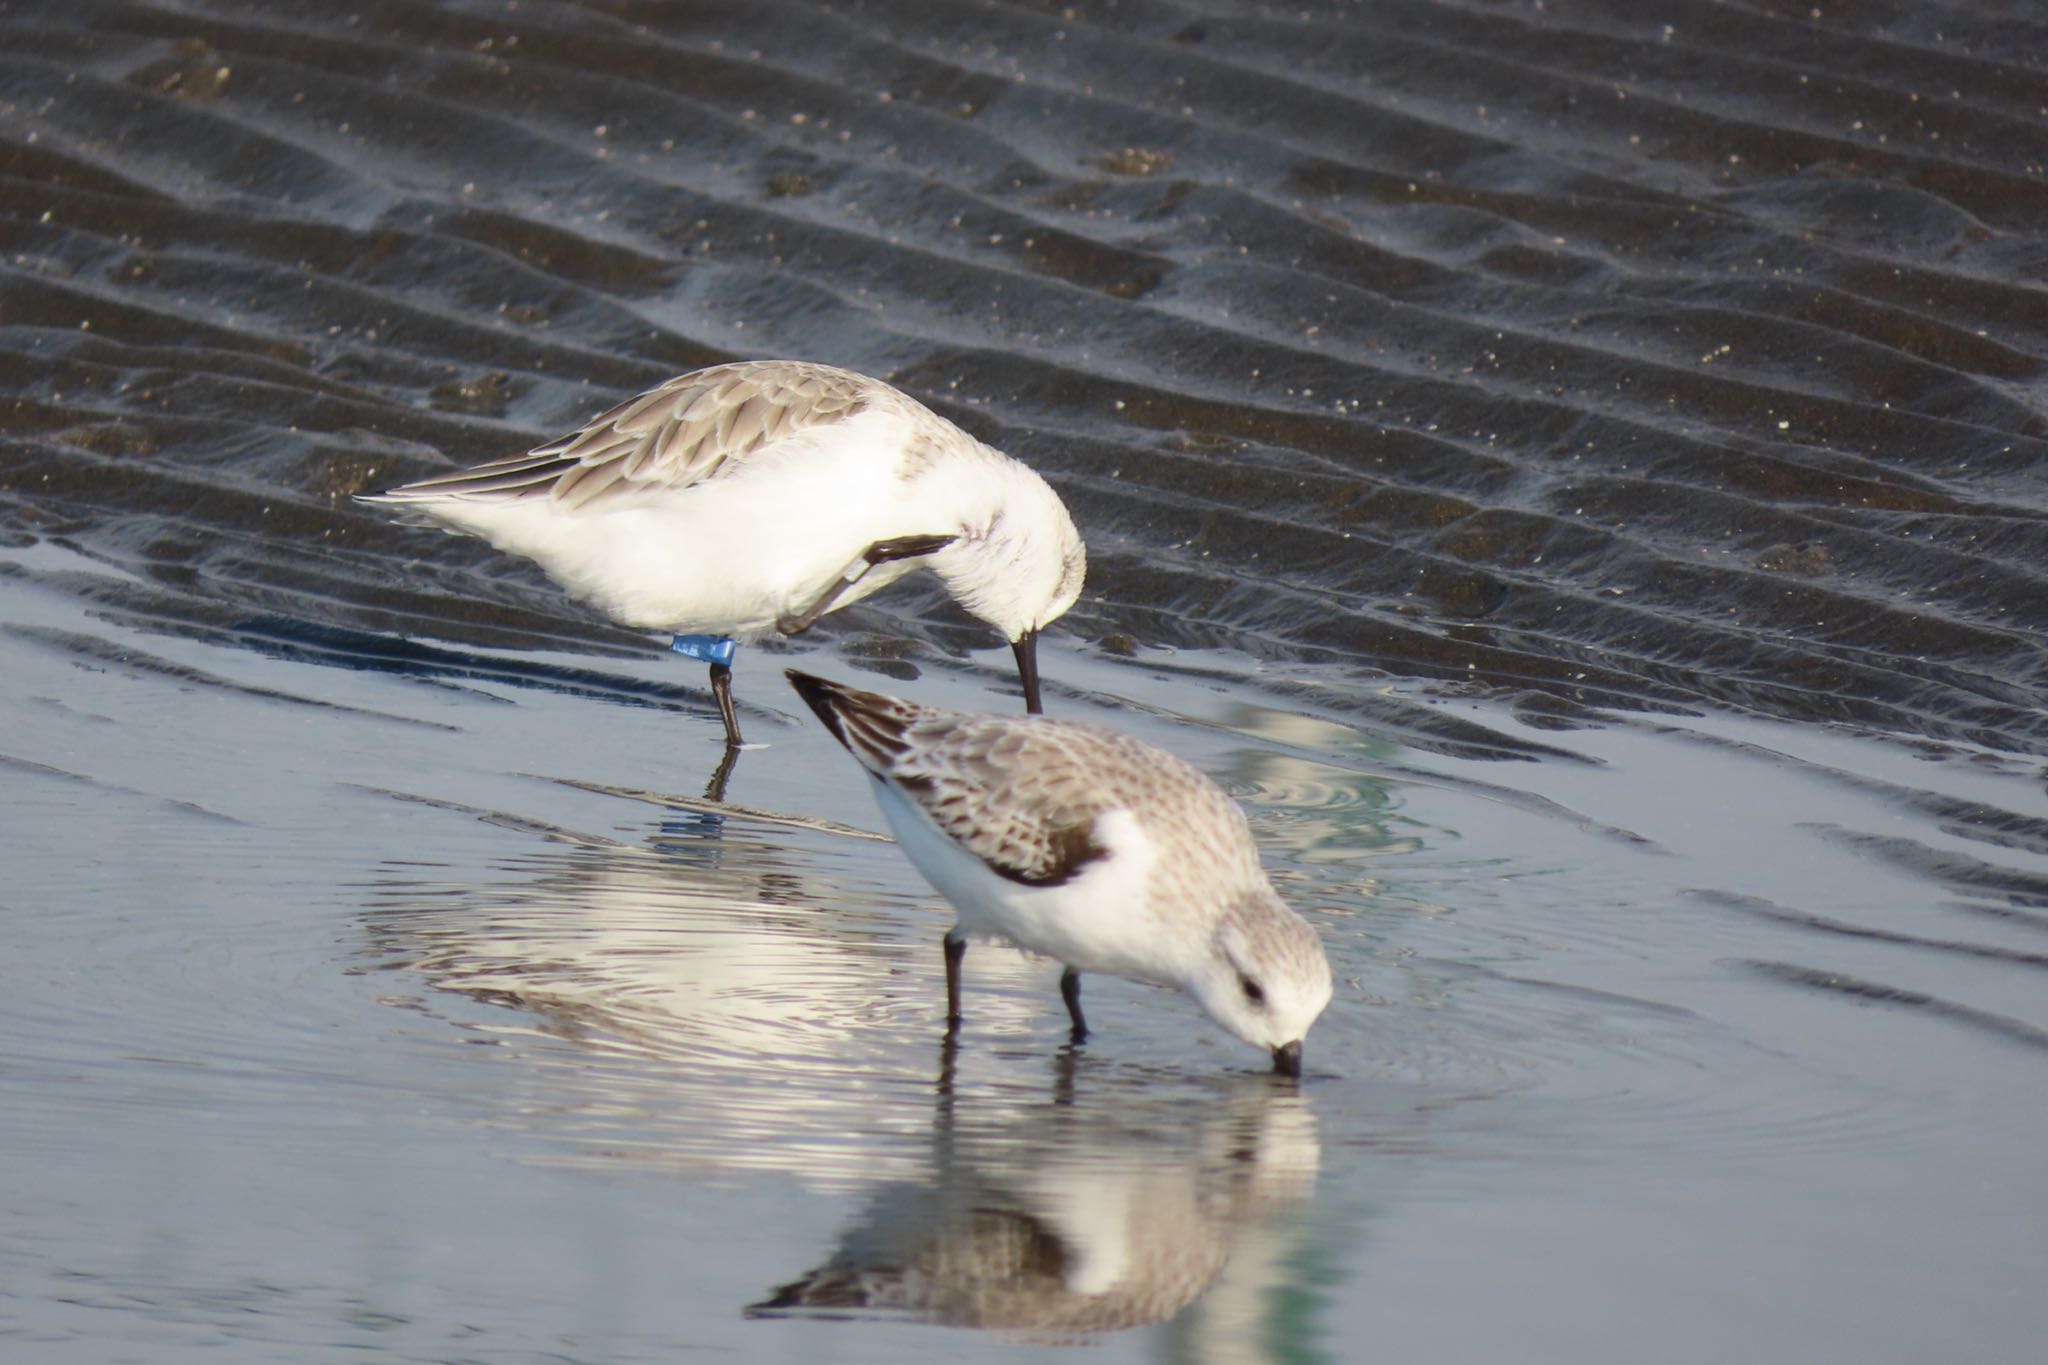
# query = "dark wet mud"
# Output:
<box><xmin>4</xmin><ymin>0</ymin><xmax>2044</xmax><ymax>753</ymax></box>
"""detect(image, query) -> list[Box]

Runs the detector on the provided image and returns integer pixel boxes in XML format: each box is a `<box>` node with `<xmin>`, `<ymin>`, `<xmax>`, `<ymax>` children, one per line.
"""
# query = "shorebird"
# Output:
<box><xmin>786</xmin><ymin>671</ymin><xmax>1333</xmax><ymax>1075</ymax></box>
<box><xmin>359</xmin><ymin>360</ymin><xmax>1085</xmax><ymax>749</ymax></box>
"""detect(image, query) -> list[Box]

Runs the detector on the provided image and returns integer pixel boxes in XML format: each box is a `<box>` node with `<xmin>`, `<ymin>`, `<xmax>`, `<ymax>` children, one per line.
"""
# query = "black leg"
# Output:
<box><xmin>709</xmin><ymin>661</ymin><xmax>742</xmax><ymax>748</ymax></box>
<box><xmin>943</xmin><ymin>932</ymin><xmax>966</xmax><ymax>1034</ymax></box>
<box><xmin>777</xmin><ymin>533</ymin><xmax>959</xmax><ymax>636</ymax></box>
<box><xmin>776</xmin><ymin>576</ymin><xmax>857</xmax><ymax>638</ymax></box>
<box><xmin>1060</xmin><ymin>966</ymin><xmax>1087</xmax><ymax>1042</ymax></box>
<box><xmin>1012</xmin><ymin>630</ymin><xmax>1043</xmax><ymax>714</ymax></box>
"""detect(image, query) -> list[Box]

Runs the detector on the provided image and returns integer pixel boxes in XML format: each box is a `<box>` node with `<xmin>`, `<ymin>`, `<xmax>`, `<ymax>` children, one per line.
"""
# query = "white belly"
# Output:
<box><xmin>414</xmin><ymin>424</ymin><xmax>956</xmax><ymax>635</ymax></box>
<box><xmin>875</xmin><ymin>785</ymin><xmax>1187</xmax><ymax>988</ymax></box>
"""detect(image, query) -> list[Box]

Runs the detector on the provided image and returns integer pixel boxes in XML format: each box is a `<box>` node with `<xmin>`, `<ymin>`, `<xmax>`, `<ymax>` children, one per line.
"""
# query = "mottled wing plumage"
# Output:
<box><xmin>371</xmin><ymin>360</ymin><xmax>872</xmax><ymax>509</ymax></box>
<box><xmin>888</xmin><ymin>721</ymin><xmax>1115</xmax><ymax>887</ymax></box>
<box><xmin>786</xmin><ymin>671</ymin><xmax>921</xmax><ymax>763</ymax></box>
<box><xmin>787</xmin><ymin>671</ymin><xmax>1228</xmax><ymax>887</ymax></box>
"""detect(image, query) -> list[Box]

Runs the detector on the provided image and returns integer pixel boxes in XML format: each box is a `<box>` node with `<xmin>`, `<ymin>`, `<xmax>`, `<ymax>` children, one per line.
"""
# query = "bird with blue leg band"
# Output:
<box><xmin>359</xmin><ymin>361</ymin><xmax>1086</xmax><ymax>761</ymax></box>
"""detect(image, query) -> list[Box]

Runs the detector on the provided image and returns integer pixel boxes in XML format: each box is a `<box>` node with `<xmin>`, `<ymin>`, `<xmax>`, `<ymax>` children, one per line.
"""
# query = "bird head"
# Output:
<box><xmin>1184</xmin><ymin>891</ymin><xmax>1333</xmax><ymax>1076</ymax></box>
<box><xmin>930</xmin><ymin>460</ymin><xmax>1085</xmax><ymax>712</ymax></box>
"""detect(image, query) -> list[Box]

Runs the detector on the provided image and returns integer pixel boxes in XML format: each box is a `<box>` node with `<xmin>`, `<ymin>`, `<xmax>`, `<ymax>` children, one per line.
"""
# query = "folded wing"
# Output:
<box><xmin>366</xmin><ymin>361</ymin><xmax>873</xmax><ymax>510</ymax></box>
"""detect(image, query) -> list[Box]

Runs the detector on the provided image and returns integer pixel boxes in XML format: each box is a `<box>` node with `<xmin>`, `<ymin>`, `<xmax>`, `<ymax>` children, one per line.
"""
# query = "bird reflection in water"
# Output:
<box><xmin>748</xmin><ymin>1045</ymin><xmax>1321</xmax><ymax>1339</ymax></box>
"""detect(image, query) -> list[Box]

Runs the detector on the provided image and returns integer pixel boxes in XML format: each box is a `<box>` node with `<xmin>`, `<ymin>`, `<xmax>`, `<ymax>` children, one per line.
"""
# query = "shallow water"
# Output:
<box><xmin>4</xmin><ymin>1</ymin><xmax>2048</xmax><ymax>1361</ymax></box>
<box><xmin>5</xmin><ymin>543</ymin><xmax>2045</xmax><ymax>1361</ymax></box>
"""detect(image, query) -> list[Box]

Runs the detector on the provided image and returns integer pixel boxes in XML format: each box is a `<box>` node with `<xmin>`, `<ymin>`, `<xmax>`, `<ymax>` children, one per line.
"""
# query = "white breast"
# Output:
<box><xmin>875</xmin><ymin>786</ymin><xmax>1193</xmax><ymax>988</ymax></box>
<box><xmin>407</xmin><ymin>409</ymin><xmax>972</xmax><ymax>635</ymax></box>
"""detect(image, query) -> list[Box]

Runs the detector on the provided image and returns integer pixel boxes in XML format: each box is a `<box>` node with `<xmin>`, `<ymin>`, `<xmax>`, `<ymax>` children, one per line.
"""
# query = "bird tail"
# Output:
<box><xmin>354</xmin><ymin>450</ymin><xmax>582</xmax><ymax>505</ymax></box>
<box><xmin>784</xmin><ymin>670</ymin><xmax>924</xmax><ymax>772</ymax></box>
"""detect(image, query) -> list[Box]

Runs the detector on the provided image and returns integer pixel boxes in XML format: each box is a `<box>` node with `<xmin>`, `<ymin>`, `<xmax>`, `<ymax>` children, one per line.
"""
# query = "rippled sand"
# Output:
<box><xmin>6</xmin><ymin>0</ymin><xmax>2044</xmax><ymax>748</ymax></box>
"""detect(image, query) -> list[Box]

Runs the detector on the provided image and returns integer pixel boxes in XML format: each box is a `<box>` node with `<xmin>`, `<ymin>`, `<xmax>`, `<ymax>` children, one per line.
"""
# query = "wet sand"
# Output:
<box><xmin>3</xmin><ymin>2</ymin><xmax>2046</xmax><ymax>1361</ymax></box>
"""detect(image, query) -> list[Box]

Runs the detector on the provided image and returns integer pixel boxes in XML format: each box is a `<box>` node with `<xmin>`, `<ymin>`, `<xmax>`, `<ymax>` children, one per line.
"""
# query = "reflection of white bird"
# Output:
<box><xmin>748</xmin><ymin>1074</ymin><xmax>1320</xmax><ymax>1335</ymax></box>
<box><xmin>360</xmin><ymin>360</ymin><xmax>1086</xmax><ymax>747</ymax></box>
<box><xmin>787</xmin><ymin>672</ymin><xmax>1334</xmax><ymax>1074</ymax></box>
<box><xmin>358</xmin><ymin>791</ymin><xmax>1050</xmax><ymax>1187</ymax></box>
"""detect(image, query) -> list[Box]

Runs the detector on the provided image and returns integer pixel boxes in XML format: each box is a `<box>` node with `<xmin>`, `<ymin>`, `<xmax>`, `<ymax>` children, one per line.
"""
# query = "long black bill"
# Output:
<box><xmin>1272</xmin><ymin>1040</ymin><xmax>1303</xmax><ymax>1077</ymax></box>
<box><xmin>1012</xmin><ymin>629</ymin><xmax>1044</xmax><ymax>714</ymax></box>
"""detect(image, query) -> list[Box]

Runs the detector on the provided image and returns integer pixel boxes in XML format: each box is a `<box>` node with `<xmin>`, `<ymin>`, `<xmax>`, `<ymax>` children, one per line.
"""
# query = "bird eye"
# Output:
<box><xmin>1238</xmin><ymin>972</ymin><xmax>1266</xmax><ymax>1007</ymax></box>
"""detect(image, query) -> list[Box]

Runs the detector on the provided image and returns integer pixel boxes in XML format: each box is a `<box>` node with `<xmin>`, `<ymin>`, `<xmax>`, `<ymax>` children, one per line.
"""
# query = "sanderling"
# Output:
<box><xmin>359</xmin><ymin>360</ymin><xmax>1085</xmax><ymax>748</ymax></box>
<box><xmin>786</xmin><ymin>671</ymin><xmax>1333</xmax><ymax>1075</ymax></box>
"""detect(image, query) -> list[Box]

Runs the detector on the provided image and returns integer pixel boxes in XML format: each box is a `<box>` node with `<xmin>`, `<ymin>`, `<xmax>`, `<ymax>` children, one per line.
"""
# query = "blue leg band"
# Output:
<box><xmin>671</xmin><ymin>634</ymin><xmax>738</xmax><ymax>665</ymax></box>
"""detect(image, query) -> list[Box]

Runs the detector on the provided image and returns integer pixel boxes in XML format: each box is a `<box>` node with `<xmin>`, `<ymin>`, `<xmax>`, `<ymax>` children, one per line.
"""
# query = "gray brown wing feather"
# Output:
<box><xmin>787</xmin><ymin>672</ymin><xmax>1116</xmax><ymax>886</ymax></box>
<box><xmin>370</xmin><ymin>361</ymin><xmax>873</xmax><ymax>509</ymax></box>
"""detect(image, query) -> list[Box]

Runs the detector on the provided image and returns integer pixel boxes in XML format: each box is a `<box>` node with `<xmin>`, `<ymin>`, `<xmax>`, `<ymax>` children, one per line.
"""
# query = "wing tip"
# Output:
<box><xmin>784</xmin><ymin>669</ymin><xmax>854</xmax><ymax>749</ymax></box>
<box><xmin>784</xmin><ymin>670</ymin><xmax>924</xmax><ymax>770</ymax></box>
